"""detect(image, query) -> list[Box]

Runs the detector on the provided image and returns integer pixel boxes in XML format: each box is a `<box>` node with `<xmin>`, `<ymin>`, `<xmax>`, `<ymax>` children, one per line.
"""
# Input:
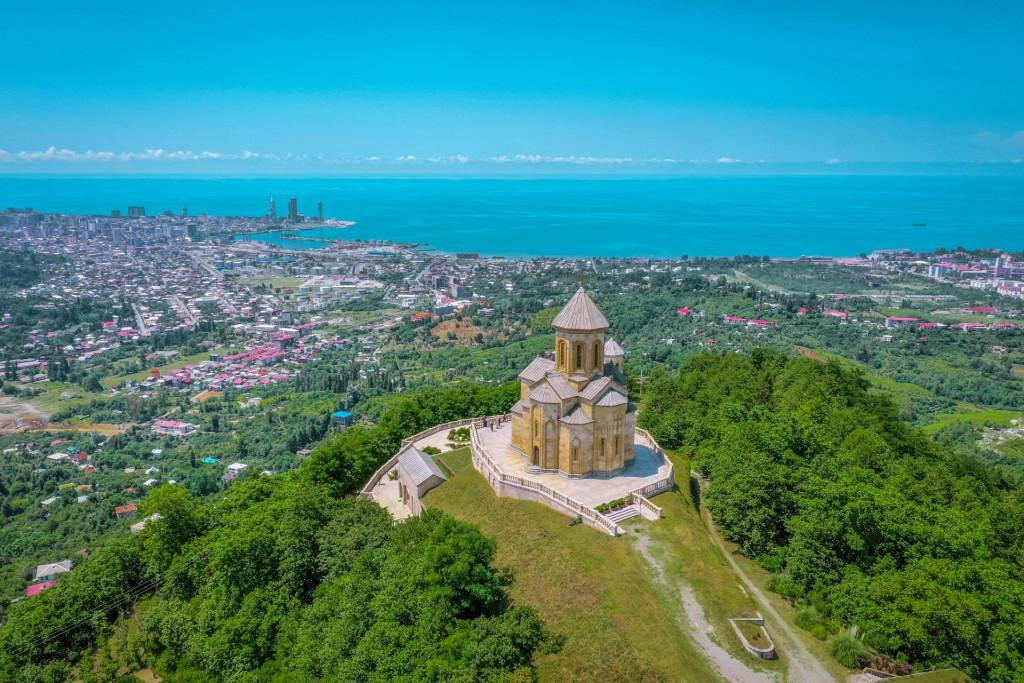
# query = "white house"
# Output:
<box><xmin>224</xmin><ymin>462</ymin><xmax>248</xmax><ymax>481</ymax></box>
<box><xmin>396</xmin><ymin>446</ymin><xmax>448</xmax><ymax>516</ymax></box>
<box><xmin>34</xmin><ymin>560</ymin><xmax>72</xmax><ymax>582</ymax></box>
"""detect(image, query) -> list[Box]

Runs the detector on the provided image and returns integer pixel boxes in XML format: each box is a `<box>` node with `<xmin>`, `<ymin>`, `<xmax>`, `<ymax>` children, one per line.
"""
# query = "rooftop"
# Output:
<box><xmin>551</xmin><ymin>287</ymin><xmax>609</xmax><ymax>331</ymax></box>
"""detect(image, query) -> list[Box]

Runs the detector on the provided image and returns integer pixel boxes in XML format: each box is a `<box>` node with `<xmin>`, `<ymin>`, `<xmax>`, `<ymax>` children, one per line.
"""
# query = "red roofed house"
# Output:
<box><xmin>115</xmin><ymin>503</ymin><xmax>138</xmax><ymax>519</ymax></box>
<box><xmin>723</xmin><ymin>315</ymin><xmax>747</xmax><ymax>325</ymax></box>
<box><xmin>151</xmin><ymin>419</ymin><xmax>197</xmax><ymax>437</ymax></box>
<box><xmin>25</xmin><ymin>580</ymin><xmax>57</xmax><ymax>597</ymax></box>
<box><xmin>677</xmin><ymin>306</ymin><xmax>692</xmax><ymax>316</ymax></box>
<box><xmin>951</xmin><ymin>322</ymin><xmax>989</xmax><ymax>331</ymax></box>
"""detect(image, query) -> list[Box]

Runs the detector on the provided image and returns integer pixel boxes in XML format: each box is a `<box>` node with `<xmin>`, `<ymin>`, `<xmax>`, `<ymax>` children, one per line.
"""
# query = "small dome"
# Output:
<box><xmin>551</xmin><ymin>287</ymin><xmax>609</xmax><ymax>331</ymax></box>
<box><xmin>604</xmin><ymin>338</ymin><xmax>624</xmax><ymax>357</ymax></box>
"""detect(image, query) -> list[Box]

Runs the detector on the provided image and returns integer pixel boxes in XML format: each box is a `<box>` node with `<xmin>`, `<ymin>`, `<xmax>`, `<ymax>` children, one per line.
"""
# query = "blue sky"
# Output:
<box><xmin>2</xmin><ymin>0</ymin><xmax>1023</xmax><ymax>174</ymax></box>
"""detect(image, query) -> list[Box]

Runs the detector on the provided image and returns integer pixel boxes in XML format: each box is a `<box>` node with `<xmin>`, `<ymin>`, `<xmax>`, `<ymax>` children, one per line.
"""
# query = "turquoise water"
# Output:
<box><xmin>2</xmin><ymin>176</ymin><xmax>1022</xmax><ymax>257</ymax></box>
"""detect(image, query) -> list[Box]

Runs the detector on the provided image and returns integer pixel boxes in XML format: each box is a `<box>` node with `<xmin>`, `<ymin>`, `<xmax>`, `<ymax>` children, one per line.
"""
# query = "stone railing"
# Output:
<box><xmin>630</xmin><ymin>427</ymin><xmax>675</xmax><ymax>508</ymax></box>
<box><xmin>470</xmin><ymin>418</ymin><xmax>622</xmax><ymax>536</ymax></box>
<box><xmin>630</xmin><ymin>492</ymin><xmax>663</xmax><ymax>520</ymax></box>
<box><xmin>359</xmin><ymin>417</ymin><xmax>479</xmax><ymax>498</ymax></box>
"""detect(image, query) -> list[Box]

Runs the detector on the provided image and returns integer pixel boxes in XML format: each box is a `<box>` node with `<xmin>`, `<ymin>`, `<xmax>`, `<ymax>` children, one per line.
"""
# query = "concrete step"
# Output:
<box><xmin>604</xmin><ymin>505</ymin><xmax>640</xmax><ymax>523</ymax></box>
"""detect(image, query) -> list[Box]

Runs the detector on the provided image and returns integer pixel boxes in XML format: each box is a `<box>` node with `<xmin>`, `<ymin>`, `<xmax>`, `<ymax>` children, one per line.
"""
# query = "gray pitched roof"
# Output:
<box><xmin>529</xmin><ymin>383</ymin><xmax>561</xmax><ymax>404</ymax></box>
<box><xmin>578</xmin><ymin>375</ymin><xmax>612</xmax><ymax>401</ymax></box>
<box><xmin>595</xmin><ymin>390</ymin><xmax>628</xmax><ymax>407</ymax></box>
<box><xmin>34</xmin><ymin>560</ymin><xmax>72</xmax><ymax>580</ymax></box>
<box><xmin>544</xmin><ymin>372</ymin><xmax>577</xmax><ymax>400</ymax></box>
<box><xmin>551</xmin><ymin>288</ymin><xmax>609</xmax><ymax>331</ymax></box>
<box><xmin>560</xmin><ymin>407</ymin><xmax>594</xmax><ymax>425</ymax></box>
<box><xmin>398</xmin><ymin>447</ymin><xmax>447</xmax><ymax>487</ymax></box>
<box><xmin>604</xmin><ymin>338</ymin><xmax>625</xmax><ymax>357</ymax></box>
<box><xmin>519</xmin><ymin>357</ymin><xmax>555</xmax><ymax>383</ymax></box>
<box><xmin>510</xmin><ymin>398</ymin><xmax>531</xmax><ymax>414</ymax></box>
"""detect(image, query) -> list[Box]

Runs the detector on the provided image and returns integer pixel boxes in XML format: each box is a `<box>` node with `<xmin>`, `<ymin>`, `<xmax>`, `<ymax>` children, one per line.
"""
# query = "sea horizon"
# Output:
<box><xmin>3</xmin><ymin>175</ymin><xmax>1023</xmax><ymax>259</ymax></box>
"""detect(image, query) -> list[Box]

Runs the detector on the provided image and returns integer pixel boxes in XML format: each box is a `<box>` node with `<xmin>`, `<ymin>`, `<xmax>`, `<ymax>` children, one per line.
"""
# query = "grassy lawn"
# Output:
<box><xmin>424</xmin><ymin>448</ymin><xmax>809</xmax><ymax>682</ymax></box>
<box><xmin>21</xmin><ymin>381</ymin><xmax>93</xmax><ymax>414</ymax></box>
<box><xmin>1012</xmin><ymin>364</ymin><xmax>1024</xmax><ymax>380</ymax></box>
<box><xmin>922</xmin><ymin>408</ymin><xmax>1022</xmax><ymax>434</ymax></box>
<box><xmin>424</xmin><ymin>459</ymin><xmax>717</xmax><ymax>682</ymax></box>
<box><xmin>434</xmin><ymin>446</ymin><xmax>471</xmax><ymax>476</ymax></box>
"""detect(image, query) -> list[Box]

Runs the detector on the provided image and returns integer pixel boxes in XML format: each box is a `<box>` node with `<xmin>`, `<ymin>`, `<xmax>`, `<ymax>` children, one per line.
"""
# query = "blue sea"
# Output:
<box><xmin>2</xmin><ymin>176</ymin><xmax>1022</xmax><ymax>258</ymax></box>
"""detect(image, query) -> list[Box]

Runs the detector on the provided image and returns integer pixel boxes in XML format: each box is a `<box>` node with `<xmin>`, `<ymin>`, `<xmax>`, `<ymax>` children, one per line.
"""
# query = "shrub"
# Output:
<box><xmin>831</xmin><ymin>634</ymin><xmax>870</xmax><ymax>669</ymax></box>
<box><xmin>766</xmin><ymin>572</ymin><xmax>803</xmax><ymax>604</ymax></box>
<box><xmin>794</xmin><ymin>606</ymin><xmax>828</xmax><ymax>640</ymax></box>
<box><xmin>422</xmin><ymin>445</ymin><xmax>441</xmax><ymax>455</ymax></box>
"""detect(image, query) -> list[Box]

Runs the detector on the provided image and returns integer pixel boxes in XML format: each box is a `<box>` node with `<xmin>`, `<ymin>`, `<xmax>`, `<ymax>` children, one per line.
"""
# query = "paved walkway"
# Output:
<box><xmin>475</xmin><ymin>422</ymin><xmax>670</xmax><ymax>507</ymax></box>
<box><xmin>368</xmin><ymin>475</ymin><xmax>412</xmax><ymax>521</ymax></box>
<box><xmin>412</xmin><ymin>429</ymin><xmax>463</xmax><ymax>453</ymax></box>
<box><xmin>696</xmin><ymin>474</ymin><xmax>836</xmax><ymax>683</ymax></box>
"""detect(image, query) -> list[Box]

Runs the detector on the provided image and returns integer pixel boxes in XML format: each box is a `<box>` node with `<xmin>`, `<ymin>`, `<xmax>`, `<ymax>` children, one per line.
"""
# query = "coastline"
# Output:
<box><xmin>7</xmin><ymin>176</ymin><xmax>1024</xmax><ymax>260</ymax></box>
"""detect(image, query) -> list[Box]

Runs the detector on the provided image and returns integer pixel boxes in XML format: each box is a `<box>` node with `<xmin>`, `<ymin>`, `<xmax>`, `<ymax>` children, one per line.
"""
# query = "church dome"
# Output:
<box><xmin>551</xmin><ymin>287</ymin><xmax>609</xmax><ymax>331</ymax></box>
<box><xmin>604</xmin><ymin>338</ymin><xmax>624</xmax><ymax>357</ymax></box>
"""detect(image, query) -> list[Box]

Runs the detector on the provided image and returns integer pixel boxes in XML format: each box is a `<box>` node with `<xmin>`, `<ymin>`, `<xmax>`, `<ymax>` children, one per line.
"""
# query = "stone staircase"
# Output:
<box><xmin>604</xmin><ymin>504</ymin><xmax>640</xmax><ymax>524</ymax></box>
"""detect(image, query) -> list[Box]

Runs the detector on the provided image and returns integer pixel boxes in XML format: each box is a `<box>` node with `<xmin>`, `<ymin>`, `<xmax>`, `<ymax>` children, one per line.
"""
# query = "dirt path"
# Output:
<box><xmin>696</xmin><ymin>478</ymin><xmax>836</xmax><ymax>683</ymax></box>
<box><xmin>634</xmin><ymin>534</ymin><xmax>779</xmax><ymax>683</ymax></box>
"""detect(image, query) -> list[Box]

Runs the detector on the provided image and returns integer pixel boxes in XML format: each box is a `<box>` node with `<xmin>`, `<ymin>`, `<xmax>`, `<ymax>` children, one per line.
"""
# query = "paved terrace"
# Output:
<box><xmin>474</xmin><ymin>420</ymin><xmax>670</xmax><ymax>507</ymax></box>
<box><xmin>367</xmin><ymin>475</ymin><xmax>412</xmax><ymax>521</ymax></box>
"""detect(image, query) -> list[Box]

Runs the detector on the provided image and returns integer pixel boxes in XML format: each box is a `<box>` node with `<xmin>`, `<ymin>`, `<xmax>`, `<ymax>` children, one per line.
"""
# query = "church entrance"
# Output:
<box><xmin>532</xmin><ymin>446</ymin><xmax>539</xmax><ymax>466</ymax></box>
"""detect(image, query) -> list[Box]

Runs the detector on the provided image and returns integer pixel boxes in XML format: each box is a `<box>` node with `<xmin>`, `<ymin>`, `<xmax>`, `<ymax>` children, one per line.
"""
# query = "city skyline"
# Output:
<box><xmin>2</xmin><ymin>0</ymin><xmax>1023</xmax><ymax>174</ymax></box>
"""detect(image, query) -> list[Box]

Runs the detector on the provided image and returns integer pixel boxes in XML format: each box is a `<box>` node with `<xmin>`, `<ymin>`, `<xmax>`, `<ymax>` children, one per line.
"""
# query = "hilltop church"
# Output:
<box><xmin>510</xmin><ymin>287</ymin><xmax>636</xmax><ymax>476</ymax></box>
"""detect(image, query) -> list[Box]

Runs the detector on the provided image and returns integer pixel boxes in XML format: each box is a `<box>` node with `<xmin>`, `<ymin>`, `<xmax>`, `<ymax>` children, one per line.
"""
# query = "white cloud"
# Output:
<box><xmin>0</xmin><ymin>146</ymin><xmax>271</xmax><ymax>162</ymax></box>
<box><xmin>0</xmin><ymin>147</ymin><xmax>797</xmax><ymax>166</ymax></box>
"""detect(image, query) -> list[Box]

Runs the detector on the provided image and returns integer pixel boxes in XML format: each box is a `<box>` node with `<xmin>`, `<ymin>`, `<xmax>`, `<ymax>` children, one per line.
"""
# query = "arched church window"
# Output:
<box><xmin>575</xmin><ymin>344</ymin><xmax>582</xmax><ymax>369</ymax></box>
<box><xmin>593</xmin><ymin>341</ymin><xmax>600</xmax><ymax>368</ymax></box>
<box><xmin>557</xmin><ymin>340</ymin><xmax>566</xmax><ymax>368</ymax></box>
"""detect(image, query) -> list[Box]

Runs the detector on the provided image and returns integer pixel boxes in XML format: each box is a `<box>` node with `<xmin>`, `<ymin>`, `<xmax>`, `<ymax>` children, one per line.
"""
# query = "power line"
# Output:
<box><xmin>6</xmin><ymin>552</ymin><xmax>205</xmax><ymax>659</ymax></box>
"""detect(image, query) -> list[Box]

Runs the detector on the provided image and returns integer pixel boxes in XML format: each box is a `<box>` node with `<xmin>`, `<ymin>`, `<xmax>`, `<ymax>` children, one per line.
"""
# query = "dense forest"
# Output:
<box><xmin>640</xmin><ymin>350</ymin><xmax>1024</xmax><ymax>681</ymax></box>
<box><xmin>0</xmin><ymin>383</ymin><xmax>532</xmax><ymax>683</ymax></box>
